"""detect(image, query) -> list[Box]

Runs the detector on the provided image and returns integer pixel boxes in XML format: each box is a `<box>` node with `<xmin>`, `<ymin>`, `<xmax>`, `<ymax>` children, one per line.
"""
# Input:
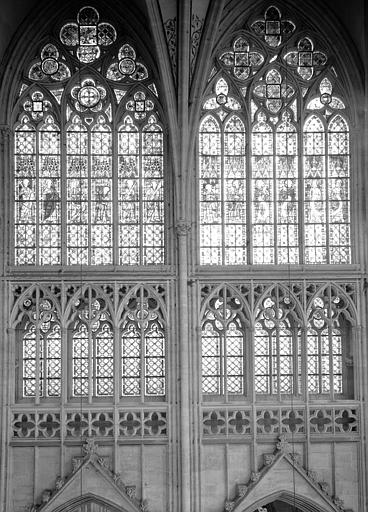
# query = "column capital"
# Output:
<box><xmin>176</xmin><ymin>219</ymin><xmax>191</xmax><ymax>237</ymax></box>
<box><xmin>0</xmin><ymin>125</ymin><xmax>11</xmax><ymax>143</ymax></box>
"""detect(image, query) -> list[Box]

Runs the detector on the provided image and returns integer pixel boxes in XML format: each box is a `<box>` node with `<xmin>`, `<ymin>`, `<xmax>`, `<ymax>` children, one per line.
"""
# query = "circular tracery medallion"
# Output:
<box><xmin>119</xmin><ymin>57</ymin><xmax>136</xmax><ymax>75</ymax></box>
<box><xmin>78</xmin><ymin>85</ymin><xmax>101</xmax><ymax>108</ymax></box>
<box><xmin>42</xmin><ymin>58</ymin><xmax>59</xmax><ymax>75</ymax></box>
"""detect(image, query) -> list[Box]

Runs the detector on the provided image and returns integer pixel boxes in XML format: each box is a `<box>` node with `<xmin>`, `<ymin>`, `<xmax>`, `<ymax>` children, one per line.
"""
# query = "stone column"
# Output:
<box><xmin>176</xmin><ymin>219</ymin><xmax>191</xmax><ymax>512</ymax></box>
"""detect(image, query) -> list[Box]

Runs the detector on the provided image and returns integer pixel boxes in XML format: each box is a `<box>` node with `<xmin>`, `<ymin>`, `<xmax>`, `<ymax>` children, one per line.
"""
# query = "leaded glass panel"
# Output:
<box><xmin>118</xmin><ymin>115</ymin><xmax>164</xmax><ymax>265</ymax></box>
<box><xmin>199</xmin><ymin>113</ymin><xmax>246</xmax><ymax>264</ymax></box>
<box><xmin>307</xmin><ymin>294</ymin><xmax>344</xmax><ymax>396</ymax></box>
<box><xmin>254</xmin><ymin>291</ymin><xmax>301</xmax><ymax>396</ymax></box>
<box><xmin>14</xmin><ymin>8</ymin><xmax>165</xmax><ymax>267</ymax></box>
<box><xmin>200</xmin><ymin>14</ymin><xmax>351</xmax><ymax>266</ymax></box>
<box><xmin>201</xmin><ymin>287</ymin><xmax>246</xmax><ymax>395</ymax></box>
<box><xmin>121</xmin><ymin>287</ymin><xmax>165</xmax><ymax>397</ymax></box>
<box><xmin>71</xmin><ymin>290</ymin><xmax>114</xmax><ymax>397</ymax></box>
<box><xmin>18</xmin><ymin>290</ymin><xmax>61</xmax><ymax>398</ymax></box>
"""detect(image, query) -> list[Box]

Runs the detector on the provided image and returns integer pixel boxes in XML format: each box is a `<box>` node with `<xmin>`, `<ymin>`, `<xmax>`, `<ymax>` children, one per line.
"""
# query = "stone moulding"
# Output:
<box><xmin>27</xmin><ymin>437</ymin><xmax>148</xmax><ymax>512</ymax></box>
<box><xmin>224</xmin><ymin>434</ymin><xmax>353</xmax><ymax>512</ymax></box>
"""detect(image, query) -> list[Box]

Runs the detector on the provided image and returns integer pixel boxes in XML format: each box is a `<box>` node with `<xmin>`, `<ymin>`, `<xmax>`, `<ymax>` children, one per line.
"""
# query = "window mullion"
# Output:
<box><xmin>299</xmin><ymin>97</ymin><xmax>305</xmax><ymax>264</ymax></box>
<box><xmin>273</xmin><ymin>129</ymin><xmax>277</xmax><ymax>265</ymax></box>
<box><xmin>139</xmin><ymin>130</ymin><xmax>144</xmax><ymax>265</ymax></box>
<box><xmin>88</xmin><ymin>129</ymin><xmax>92</xmax><ymax>265</ymax></box>
<box><xmin>221</xmin><ymin>123</ymin><xmax>225</xmax><ymax>265</ymax></box>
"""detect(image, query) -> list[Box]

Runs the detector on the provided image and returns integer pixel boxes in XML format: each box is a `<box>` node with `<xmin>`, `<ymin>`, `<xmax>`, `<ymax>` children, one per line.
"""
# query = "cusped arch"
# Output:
<box><xmin>237</xmin><ymin>491</ymin><xmax>337</xmax><ymax>512</ymax></box>
<box><xmin>200</xmin><ymin>283</ymin><xmax>251</xmax><ymax>328</ymax></box>
<box><xmin>49</xmin><ymin>494</ymin><xmax>125</xmax><ymax>512</ymax></box>
<box><xmin>10</xmin><ymin>283</ymin><xmax>62</xmax><ymax>328</ymax></box>
<box><xmin>306</xmin><ymin>282</ymin><xmax>357</xmax><ymax>326</ymax></box>
<box><xmin>253</xmin><ymin>283</ymin><xmax>304</xmax><ymax>326</ymax></box>
<box><xmin>116</xmin><ymin>282</ymin><xmax>167</xmax><ymax>327</ymax></box>
<box><xmin>63</xmin><ymin>284</ymin><xmax>115</xmax><ymax>326</ymax></box>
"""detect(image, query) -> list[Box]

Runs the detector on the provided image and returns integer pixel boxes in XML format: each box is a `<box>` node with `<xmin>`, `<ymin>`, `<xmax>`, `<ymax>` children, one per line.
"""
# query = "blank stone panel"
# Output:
<box><xmin>201</xmin><ymin>444</ymin><xmax>227</xmax><ymax>512</ymax></box>
<box><xmin>12</xmin><ymin>447</ymin><xmax>35</xmax><ymax>511</ymax></box>
<box><xmin>334</xmin><ymin>442</ymin><xmax>359</xmax><ymax>510</ymax></box>
<box><xmin>142</xmin><ymin>445</ymin><xmax>167</xmax><ymax>512</ymax></box>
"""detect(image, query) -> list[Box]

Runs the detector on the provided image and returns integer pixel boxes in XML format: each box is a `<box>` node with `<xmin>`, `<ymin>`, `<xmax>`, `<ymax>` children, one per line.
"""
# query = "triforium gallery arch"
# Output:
<box><xmin>200</xmin><ymin>281</ymin><xmax>356</xmax><ymax>400</ymax></box>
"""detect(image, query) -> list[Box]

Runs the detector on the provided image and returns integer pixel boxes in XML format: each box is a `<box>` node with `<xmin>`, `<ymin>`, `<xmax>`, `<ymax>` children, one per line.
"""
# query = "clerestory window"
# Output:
<box><xmin>199</xmin><ymin>6</ymin><xmax>351</xmax><ymax>265</ymax></box>
<box><xmin>13</xmin><ymin>6</ymin><xmax>165</xmax><ymax>266</ymax></box>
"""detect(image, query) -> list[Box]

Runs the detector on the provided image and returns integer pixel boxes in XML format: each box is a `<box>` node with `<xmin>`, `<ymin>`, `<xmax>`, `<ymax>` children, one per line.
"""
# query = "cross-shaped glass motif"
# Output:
<box><xmin>251</xmin><ymin>6</ymin><xmax>295</xmax><ymax>47</ymax></box>
<box><xmin>126</xmin><ymin>91</ymin><xmax>154</xmax><ymax>120</ymax></box>
<box><xmin>219</xmin><ymin>36</ymin><xmax>264</xmax><ymax>81</ymax></box>
<box><xmin>284</xmin><ymin>37</ymin><xmax>327</xmax><ymax>80</ymax></box>
<box><xmin>60</xmin><ymin>6</ymin><xmax>117</xmax><ymax>63</ymax></box>
<box><xmin>253</xmin><ymin>69</ymin><xmax>295</xmax><ymax>113</ymax></box>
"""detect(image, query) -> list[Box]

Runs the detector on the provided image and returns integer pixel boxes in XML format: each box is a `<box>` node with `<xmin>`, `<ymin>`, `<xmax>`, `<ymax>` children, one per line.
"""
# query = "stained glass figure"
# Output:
<box><xmin>251</xmin><ymin>112</ymin><xmax>274</xmax><ymax>263</ymax></box>
<box><xmin>118</xmin><ymin>115</ymin><xmax>164</xmax><ymax>265</ymax></box>
<box><xmin>60</xmin><ymin>6</ymin><xmax>117</xmax><ymax>63</ymax></box>
<box><xmin>199</xmin><ymin>112</ymin><xmax>246</xmax><ymax>264</ymax></box>
<box><xmin>15</xmin><ymin>112</ymin><xmax>61</xmax><ymax>265</ymax></box>
<box><xmin>251</xmin><ymin>6</ymin><xmax>296</xmax><ymax>47</ymax></box>
<box><xmin>303</xmin><ymin>113</ymin><xmax>350</xmax><ymax>263</ymax></box>
<box><xmin>121</xmin><ymin>286</ymin><xmax>165</xmax><ymax>396</ymax></box>
<box><xmin>201</xmin><ymin>287</ymin><xmax>245</xmax><ymax>395</ymax></box>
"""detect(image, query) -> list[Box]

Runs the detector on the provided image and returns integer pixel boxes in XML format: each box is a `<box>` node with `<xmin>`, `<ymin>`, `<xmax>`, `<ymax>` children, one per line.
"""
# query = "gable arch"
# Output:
<box><xmin>48</xmin><ymin>493</ymin><xmax>134</xmax><ymax>512</ymax></box>
<box><xmin>237</xmin><ymin>491</ymin><xmax>337</xmax><ymax>512</ymax></box>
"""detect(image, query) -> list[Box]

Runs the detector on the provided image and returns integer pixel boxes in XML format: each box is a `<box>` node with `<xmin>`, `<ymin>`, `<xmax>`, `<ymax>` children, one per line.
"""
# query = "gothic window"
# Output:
<box><xmin>15</xmin><ymin>288</ymin><xmax>62</xmax><ymax>401</ymax></box>
<box><xmin>306</xmin><ymin>285</ymin><xmax>354</xmax><ymax>399</ymax></box>
<box><xmin>121</xmin><ymin>286</ymin><xmax>166</xmax><ymax>397</ymax></box>
<box><xmin>13</xmin><ymin>5</ymin><xmax>165</xmax><ymax>266</ymax></box>
<box><xmin>70</xmin><ymin>288</ymin><xmax>114</xmax><ymax>397</ymax></box>
<box><xmin>254</xmin><ymin>289</ymin><xmax>301</xmax><ymax>396</ymax></box>
<box><xmin>199</xmin><ymin>5</ymin><xmax>351</xmax><ymax>265</ymax></box>
<box><xmin>201</xmin><ymin>287</ymin><xmax>248</xmax><ymax>397</ymax></box>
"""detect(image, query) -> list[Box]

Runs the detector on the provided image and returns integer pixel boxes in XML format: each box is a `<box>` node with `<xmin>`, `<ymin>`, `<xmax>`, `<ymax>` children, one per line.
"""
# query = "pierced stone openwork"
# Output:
<box><xmin>200</xmin><ymin>281</ymin><xmax>355</xmax><ymax>399</ymax></box>
<box><xmin>12</xmin><ymin>282</ymin><xmax>167</xmax><ymax>402</ymax></box>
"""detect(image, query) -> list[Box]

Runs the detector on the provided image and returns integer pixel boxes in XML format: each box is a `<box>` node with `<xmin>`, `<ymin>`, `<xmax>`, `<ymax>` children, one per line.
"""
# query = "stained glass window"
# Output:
<box><xmin>199</xmin><ymin>5</ymin><xmax>351</xmax><ymax>265</ymax></box>
<box><xmin>118</xmin><ymin>115</ymin><xmax>164</xmax><ymax>265</ymax></box>
<box><xmin>201</xmin><ymin>287</ymin><xmax>246</xmax><ymax>395</ymax></box>
<box><xmin>14</xmin><ymin>6</ymin><xmax>165</xmax><ymax>266</ymax></box>
<box><xmin>199</xmin><ymin>106</ymin><xmax>247</xmax><ymax>264</ymax></box>
<box><xmin>121</xmin><ymin>286</ymin><xmax>165</xmax><ymax>397</ymax></box>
